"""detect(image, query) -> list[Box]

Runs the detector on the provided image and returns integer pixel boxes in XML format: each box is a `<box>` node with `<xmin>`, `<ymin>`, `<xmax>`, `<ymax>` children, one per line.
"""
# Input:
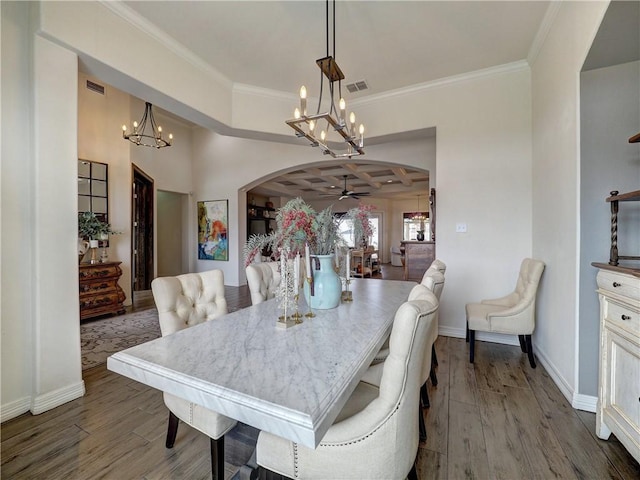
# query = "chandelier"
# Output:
<box><xmin>413</xmin><ymin>195</ymin><xmax>427</xmax><ymax>222</ymax></box>
<box><xmin>122</xmin><ymin>102</ymin><xmax>173</xmax><ymax>149</ymax></box>
<box><xmin>286</xmin><ymin>0</ymin><xmax>364</xmax><ymax>158</ymax></box>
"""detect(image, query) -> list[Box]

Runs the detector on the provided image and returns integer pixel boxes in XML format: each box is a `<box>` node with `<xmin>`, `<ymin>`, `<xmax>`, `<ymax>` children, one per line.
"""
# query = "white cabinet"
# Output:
<box><xmin>593</xmin><ymin>265</ymin><xmax>640</xmax><ymax>463</ymax></box>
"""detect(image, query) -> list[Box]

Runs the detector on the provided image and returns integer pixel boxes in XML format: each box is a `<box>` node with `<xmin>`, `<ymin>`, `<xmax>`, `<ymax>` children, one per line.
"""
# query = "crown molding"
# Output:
<box><xmin>234</xmin><ymin>61</ymin><xmax>530</xmax><ymax>110</ymax></box>
<box><xmin>99</xmin><ymin>0</ymin><xmax>232</xmax><ymax>90</ymax></box>
<box><xmin>348</xmin><ymin>60</ymin><xmax>530</xmax><ymax>107</ymax></box>
<box><xmin>527</xmin><ymin>1</ymin><xmax>563</xmax><ymax>66</ymax></box>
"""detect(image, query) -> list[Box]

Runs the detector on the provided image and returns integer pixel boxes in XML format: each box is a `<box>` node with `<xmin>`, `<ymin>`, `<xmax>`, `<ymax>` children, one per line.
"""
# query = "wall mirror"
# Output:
<box><xmin>78</xmin><ymin>158</ymin><xmax>109</xmax><ymax>226</ymax></box>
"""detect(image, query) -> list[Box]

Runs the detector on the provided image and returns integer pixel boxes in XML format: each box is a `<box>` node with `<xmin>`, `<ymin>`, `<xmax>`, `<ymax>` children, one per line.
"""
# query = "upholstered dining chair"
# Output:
<box><xmin>256</xmin><ymin>292</ymin><xmax>439</xmax><ymax>480</ymax></box>
<box><xmin>465</xmin><ymin>258</ymin><xmax>545</xmax><ymax>368</ymax></box>
<box><xmin>246</xmin><ymin>261</ymin><xmax>280</xmax><ymax>305</ymax></box>
<box><xmin>151</xmin><ymin>269</ymin><xmax>235</xmax><ymax>480</ymax></box>
<box><xmin>428</xmin><ymin>258</ymin><xmax>447</xmax><ymax>275</ymax></box>
<box><xmin>419</xmin><ymin>269</ymin><xmax>445</xmax><ymax>405</ymax></box>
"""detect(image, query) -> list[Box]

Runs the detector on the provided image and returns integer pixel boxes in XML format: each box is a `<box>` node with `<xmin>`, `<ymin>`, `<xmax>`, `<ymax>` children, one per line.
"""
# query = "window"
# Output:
<box><xmin>403</xmin><ymin>212</ymin><xmax>429</xmax><ymax>241</ymax></box>
<box><xmin>337</xmin><ymin>212</ymin><xmax>381</xmax><ymax>249</ymax></box>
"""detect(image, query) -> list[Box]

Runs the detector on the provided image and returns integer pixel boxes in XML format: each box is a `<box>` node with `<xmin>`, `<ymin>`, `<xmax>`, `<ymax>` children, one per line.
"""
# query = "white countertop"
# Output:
<box><xmin>107</xmin><ymin>278</ymin><xmax>416</xmax><ymax>448</ymax></box>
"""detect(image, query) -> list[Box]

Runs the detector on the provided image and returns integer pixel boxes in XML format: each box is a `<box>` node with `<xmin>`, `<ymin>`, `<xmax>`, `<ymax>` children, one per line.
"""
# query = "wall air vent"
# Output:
<box><xmin>86</xmin><ymin>80</ymin><xmax>105</xmax><ymax>95</ymax></box>
<box><xmin>346</xmin><ymin>80</ymin><xmax>369</xmax><ymax>93</ymax></box>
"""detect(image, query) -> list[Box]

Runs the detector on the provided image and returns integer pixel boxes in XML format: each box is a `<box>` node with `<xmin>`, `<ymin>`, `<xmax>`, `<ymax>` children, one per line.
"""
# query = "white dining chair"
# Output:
<box><xmin>256</xmin><ymin>292</ymin><xmax>438</xmax><ymax>479</ymax></box>
<box><xmin>246</xmin><ymin>261</ymin><xmax>280</xmax><ymax>305</ymax></box>
<box><xmin>466</xmin><ymin>258</ymin><xmax>545</xmax><ymax>368</ymax></box>
<box><xmin>151</xmin><ymin>269</ymin><xmax>235</xmax><ymax>480</ymax></box>
<box><xmin>420</xmin><ymin>269</ymin><xmax>445</xmax><ymax>399</ymax></box>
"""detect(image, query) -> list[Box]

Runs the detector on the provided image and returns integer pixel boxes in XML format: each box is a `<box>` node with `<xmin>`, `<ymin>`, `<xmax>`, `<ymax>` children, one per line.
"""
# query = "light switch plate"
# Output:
<box><xmin>456</xmin><ymin>223</ymin><xmax>467</xmax><ymax>233</ymax></box>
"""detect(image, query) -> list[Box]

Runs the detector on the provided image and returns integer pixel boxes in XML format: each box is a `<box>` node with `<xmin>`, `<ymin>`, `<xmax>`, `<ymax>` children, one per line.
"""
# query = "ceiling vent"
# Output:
<box><xmin>346</xmin><ymin>80</ymin><xmax>369</xmax><ymax>93</ymax></box>
<box><xmin>86</xmin><ymin>80</ymin><xmax>105</xmax><ymax>95</ymax></box>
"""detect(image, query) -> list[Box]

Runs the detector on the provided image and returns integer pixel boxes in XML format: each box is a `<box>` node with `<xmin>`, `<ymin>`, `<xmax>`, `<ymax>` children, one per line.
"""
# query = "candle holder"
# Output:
<box><xmin>292</xmin><ymin>294</ymin><xmax>303</xmax><ymax>324</ymax></box>
<box><xmin>304</xmin><ymin>276</ymin><xmax>316</xmax><ymax>318</ymax></box>
<box><xmin>341</xmin><ymin>278</ymin><xmax>353</xmax><ymax>302</ymax></box>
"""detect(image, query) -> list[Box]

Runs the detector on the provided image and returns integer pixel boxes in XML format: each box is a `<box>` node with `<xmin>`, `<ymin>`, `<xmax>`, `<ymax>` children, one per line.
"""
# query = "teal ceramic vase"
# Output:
<box><xmin>303</xmin><ymin>254</ymin><xmax>342</xmax><ymax>309</ymax></box>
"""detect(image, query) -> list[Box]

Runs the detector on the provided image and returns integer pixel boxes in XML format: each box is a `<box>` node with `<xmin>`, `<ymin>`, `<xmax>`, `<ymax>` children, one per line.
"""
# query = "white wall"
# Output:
<box><xmin>530</xmin><ymin>0</ymin><xmax>609</xmax><ymax>408</ymax></box>
<box><xmin>1</xmin><ymin>0</ymin><xmax>36</xmax><ymax>420</ymax></box>
<box><xmin>579</xmin><ymin>60</ymin><xmax>640</xmax><ymax>397</ymax></box>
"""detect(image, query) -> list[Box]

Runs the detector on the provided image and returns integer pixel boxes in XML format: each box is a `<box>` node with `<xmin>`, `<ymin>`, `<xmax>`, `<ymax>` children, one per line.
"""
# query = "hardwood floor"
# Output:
<box><xmin>3</xmin><ymin>268</ymin><xmax>639</xmax><ymax>479</ymax></box>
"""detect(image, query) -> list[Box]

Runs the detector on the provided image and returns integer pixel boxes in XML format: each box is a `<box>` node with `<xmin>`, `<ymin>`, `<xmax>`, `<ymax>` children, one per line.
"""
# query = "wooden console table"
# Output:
<box><xmin>401</xmin><ymin>241</ymin><xmax>435</xmax><ymax>281</ymax></box>
<box><xmin>79</xmin><ymin>262</ymin><xmax>126</xmax><ymax>321</ymax></box>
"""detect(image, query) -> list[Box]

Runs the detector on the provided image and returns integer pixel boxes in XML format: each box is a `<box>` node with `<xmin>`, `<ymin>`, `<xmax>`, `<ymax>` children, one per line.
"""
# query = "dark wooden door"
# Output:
<box><xmin>132</xmin><ymin>165</ymin><xmax>154</xmax><ymax>292</ymax></box>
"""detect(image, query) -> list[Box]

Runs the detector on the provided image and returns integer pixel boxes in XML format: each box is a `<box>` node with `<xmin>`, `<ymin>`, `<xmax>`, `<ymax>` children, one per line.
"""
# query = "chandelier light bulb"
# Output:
<box><xmin>320</xmin><ymin>130</ymin><xmax>326</xmax><ymax>142</ymax></box>
<box><xmin>339</xmin><ymin>98</ymin><xmax>346</xmax><ymax>123</ymax></box>
<box><xmin>158</xmin><ymin>126</ymin><xmax>162</xmax><ymax>133</ymax></box>
<box><xmin>309</xmin><ymin>120</ymin><xmax>315</xmax><ymax>133</ymax></box>
<box><xmin>122</xmin><ymin>124</ymin><xmax>127</xmax><ymax>132</ymax></box>
<box><xmin>169</xmin><ymin>133</ymin><xmax>173</xmax><ymax>141</ymax></box>
<box><xmin>294</xmin><ymin>108</ymin><xmax>301</xmax><ymax>119</ymax></box>
<box><xmin>133</xmin><ymin>121</ymin><xmax>138</xmax><ymax>129</ymax></box>
<box><xmin>359</xmin><ymin>124</ymin><xmax>364</xmax><ymax>135</ymax></box>
<box><xmin>299</xmin><ymin>86</ymin><xmax>307</xmax><ymax>116</ymax></box>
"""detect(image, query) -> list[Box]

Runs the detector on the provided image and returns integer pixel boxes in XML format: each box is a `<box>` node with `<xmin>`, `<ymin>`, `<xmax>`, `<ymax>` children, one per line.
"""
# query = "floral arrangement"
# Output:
<box><xmin>243</xmin><ymin>198</ymin><xmax>342</xmax><ymax>266</ymax></box>
<box><xmin>344</xmin><ymin>203</ymin><xmax>374</xmax><ymax>248</ymax></box>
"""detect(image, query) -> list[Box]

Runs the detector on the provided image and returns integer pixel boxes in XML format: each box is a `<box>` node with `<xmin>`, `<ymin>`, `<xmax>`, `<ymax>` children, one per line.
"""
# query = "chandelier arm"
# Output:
<box><xmin>316</xmin><ymin>69</ymin><xmax>324</xmax><ymax>115</ymax></box>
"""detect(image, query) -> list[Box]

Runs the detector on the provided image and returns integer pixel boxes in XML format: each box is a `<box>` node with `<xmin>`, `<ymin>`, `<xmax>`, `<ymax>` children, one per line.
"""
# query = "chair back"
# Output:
<box><xmin>408</xmin><ymin>284</ymin><xmax>440</xmax><ymax>385</ymax></box>
<box><xmin>420</xmin><ymin>269</ymin><xmax>445</xmax><ymax>300</ymax></box>
<box><xmin>428</xmin><ymin>258</ymin><xmax>447</xmax><ymax>274</ymax></box>
<box><xmin>514</xmin><ymin>258</ymin><xmax>545</xmax><ymax>306</ymax></box>
<box><xmin>151</xmin><ymin>269</ymin><xmax>228</xmax><ymax>336</ymax></box>
<box><xmin>246</xmin><ymin>262</ymin><xmax>281</xmax><ymax>305</ymax></box>
<box><xmin>370</xmin><ymin>293</ymin><xmax>438</xmax><ymax>478</ymax></box>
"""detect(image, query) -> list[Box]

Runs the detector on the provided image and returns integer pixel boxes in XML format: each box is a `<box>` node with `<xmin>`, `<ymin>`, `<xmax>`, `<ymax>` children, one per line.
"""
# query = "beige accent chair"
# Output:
<box><xmin>465</xmin><ymin>258</ymin><xmax>545</xmax><ymax>368</ymax></box>
<box><xmin>256</xmin><ymin>290</ymin><xmax>439</xmax><ymax>480</ymax></box>
<box><xmin>246</xmin><ymin>262</ymin><xmax>280</xmax><ymax>305</ymax></box>
<box><xmin>151</xmin><ymin>269</ymin><xmax>235</xmax><ymax>480</ymax></box>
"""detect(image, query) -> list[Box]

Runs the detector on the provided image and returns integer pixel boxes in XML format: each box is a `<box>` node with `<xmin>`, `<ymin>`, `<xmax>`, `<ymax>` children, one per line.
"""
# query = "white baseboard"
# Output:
<box><xmin>1</xmin><ymin>396</ymin><xmax>32</xmax><ymax>423</ymax></box>
<box><xmin>31</xmin><ymin>380</ymin><xmax>86</xmax><ymax>415</ymax></box>
<box><xmin>572</xmin><ymin>393</ymin><xmax>597</xmax><ymax>413</ymax></box>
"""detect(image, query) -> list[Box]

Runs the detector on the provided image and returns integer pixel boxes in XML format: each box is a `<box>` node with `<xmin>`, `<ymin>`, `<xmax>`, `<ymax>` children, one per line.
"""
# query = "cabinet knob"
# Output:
<box><xmin>612</xmin><ymin>282</ymin><xmax>622</xmax><ymax>288</ymax></box>
<box><xmin>621</xmin><ymin>314</ymin><xmax>631</xmax><ymax>321</ymax></box>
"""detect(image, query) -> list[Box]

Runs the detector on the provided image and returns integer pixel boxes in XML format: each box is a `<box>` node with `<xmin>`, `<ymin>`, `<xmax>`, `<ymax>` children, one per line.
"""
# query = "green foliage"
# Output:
<box><xmin>78</xmin><ymin>211</ymin><xmax>115</xmax><ymax>239</ymax></box>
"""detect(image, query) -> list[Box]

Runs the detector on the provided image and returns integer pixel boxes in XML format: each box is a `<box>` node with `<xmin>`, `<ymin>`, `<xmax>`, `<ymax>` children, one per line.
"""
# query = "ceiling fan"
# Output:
<box><xmin>333</xmin><ymin>175</ymin><xmax>371</xmax><ymax>200</ymax></box>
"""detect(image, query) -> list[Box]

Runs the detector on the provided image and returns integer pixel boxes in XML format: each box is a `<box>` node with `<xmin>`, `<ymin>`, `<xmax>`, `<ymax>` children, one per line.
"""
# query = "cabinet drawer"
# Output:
<box><xmin>79</xmin><ymin>280</ymin><xmax>117</xmax><ymax>296</ymax></box>
<box><xmin>603</xmin><ymin>299</ymin><xmax>640</xmax><ymax>337</ymax></box>
<box><xmin>79</xmin><ymin>264</ymin><xmax>122</xmax><ymax>281</ymax></box>
<box><xmin>598</xmin><ymin>270</ymin><xmax>640</xmax><ymax>301</ymax></box>
<box><xmin>80</xmin><ymin>291</ymin><xmax>124</xmax><ymax>310</ymax></box>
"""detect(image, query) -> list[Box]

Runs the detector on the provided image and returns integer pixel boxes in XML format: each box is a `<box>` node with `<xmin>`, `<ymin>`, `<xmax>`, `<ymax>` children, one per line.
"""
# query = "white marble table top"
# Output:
<box><xmin>107</xmin><ymin>278</ymin><xmax>416</xmax><ymax>449</ymax></box>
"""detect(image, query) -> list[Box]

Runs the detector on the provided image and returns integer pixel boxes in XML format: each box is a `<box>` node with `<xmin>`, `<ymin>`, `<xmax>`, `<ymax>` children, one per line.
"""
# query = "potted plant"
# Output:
<box><xmin>78</xmin><ymin>212</ymin><xmax>115</xmax><ymax>263</ymax></box>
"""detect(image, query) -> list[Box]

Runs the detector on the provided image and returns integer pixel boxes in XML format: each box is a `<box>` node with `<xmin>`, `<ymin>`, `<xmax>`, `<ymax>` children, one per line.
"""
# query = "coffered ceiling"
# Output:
<box><xmin>249</xmin><ymin>162</ymin><xmax>429</xmax><ymax>201</ymax></box>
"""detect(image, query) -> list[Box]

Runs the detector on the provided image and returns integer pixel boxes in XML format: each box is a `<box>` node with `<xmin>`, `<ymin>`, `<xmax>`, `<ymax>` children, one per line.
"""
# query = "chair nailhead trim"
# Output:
<box><xmin>293</xmin><ymin>442</ymin><xmax>299</xmax><ymax>478</ymax></box>
<box><xmin>319</xmin><ymin>405</ymin><xmax>400</xmax><ymax>448</ymax></box>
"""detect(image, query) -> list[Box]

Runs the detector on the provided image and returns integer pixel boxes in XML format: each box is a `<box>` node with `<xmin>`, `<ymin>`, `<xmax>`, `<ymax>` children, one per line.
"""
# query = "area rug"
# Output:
<box><xmin>80</xmin><ymin>308</ymin><xmax>161</xmax><ymax>370</ymax></box>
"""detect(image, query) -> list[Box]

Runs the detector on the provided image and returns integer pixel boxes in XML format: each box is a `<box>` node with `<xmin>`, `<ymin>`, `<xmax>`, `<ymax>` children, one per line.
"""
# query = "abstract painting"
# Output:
<box><xmin>197</xmin><ymin>200</ymin><xmax>228</xmax><ymax>261</ymax></box>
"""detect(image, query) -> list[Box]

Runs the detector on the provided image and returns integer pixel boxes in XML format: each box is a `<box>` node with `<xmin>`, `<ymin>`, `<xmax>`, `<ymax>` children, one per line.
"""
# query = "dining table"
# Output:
<box><xmin>107</xmin><ymin>278</ymin><xmax>417</xmax><ymax>449</ymax></box>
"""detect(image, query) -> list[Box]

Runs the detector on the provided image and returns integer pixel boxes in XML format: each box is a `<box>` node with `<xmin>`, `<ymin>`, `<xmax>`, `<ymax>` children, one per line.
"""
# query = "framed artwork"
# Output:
<box><xmin>197</xmin><ymin>200</ymin><xmax>229</xmax><ymax>261</ymax></box>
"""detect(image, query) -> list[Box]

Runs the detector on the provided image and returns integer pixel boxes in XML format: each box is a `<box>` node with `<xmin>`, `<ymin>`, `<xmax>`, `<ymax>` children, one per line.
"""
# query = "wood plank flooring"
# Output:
<box><xmin>3</xmin><ymin>265</ymin><xmax>639</xmax><ymax>479</ymax></box>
